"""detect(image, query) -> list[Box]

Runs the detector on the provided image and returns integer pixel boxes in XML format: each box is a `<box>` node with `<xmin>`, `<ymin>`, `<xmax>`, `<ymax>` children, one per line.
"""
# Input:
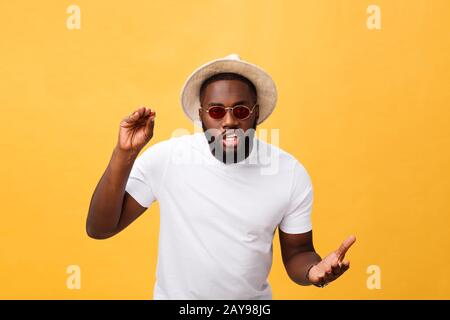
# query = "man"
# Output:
<box><xmin>86</xmin><ymin>54</ymin><xmax>356</xmax><ymax>299</ymax></box>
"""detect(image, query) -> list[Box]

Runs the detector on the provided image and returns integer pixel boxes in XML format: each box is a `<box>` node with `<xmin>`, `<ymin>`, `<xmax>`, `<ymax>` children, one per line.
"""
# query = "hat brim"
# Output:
<box><xmin>181</xmin><ymin>57</ymin><xmax>277</xmax><ymax>125</ymax></box>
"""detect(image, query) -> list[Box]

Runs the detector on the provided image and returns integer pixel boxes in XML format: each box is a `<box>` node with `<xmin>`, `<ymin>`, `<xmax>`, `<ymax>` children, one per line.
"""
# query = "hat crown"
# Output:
<box><xmin>224</xmin><ymin>53</ymin><xmax>241</xmax><ymax>61</ymax></box>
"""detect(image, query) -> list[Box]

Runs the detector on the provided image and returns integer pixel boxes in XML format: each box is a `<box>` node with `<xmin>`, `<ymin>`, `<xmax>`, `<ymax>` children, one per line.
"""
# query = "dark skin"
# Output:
<box><xmin>86</xmin><ymin>107</ymin><xmax>155</xmax><ymax>240</ymax></box>
<box><xmin>199</xmin><ymin>79</ymin><xmax>258</xmax><ymax>164</ymax></box>
<box><xmin>87</xmin><ymin>79</ymin><xmax>356</xmax><ymax>288</ymax></box>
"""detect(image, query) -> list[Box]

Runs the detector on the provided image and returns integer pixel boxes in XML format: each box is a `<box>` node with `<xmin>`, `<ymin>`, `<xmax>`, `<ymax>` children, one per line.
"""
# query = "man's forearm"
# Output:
<box><xmin>285</xmin><ymin>251</ymin><xmax>322</xmax><ymax>286</ymax></box>
<box><xmin>86</xmin><ymin>146</ymin><xmax>138</xmax><ymax>237</ymax></box>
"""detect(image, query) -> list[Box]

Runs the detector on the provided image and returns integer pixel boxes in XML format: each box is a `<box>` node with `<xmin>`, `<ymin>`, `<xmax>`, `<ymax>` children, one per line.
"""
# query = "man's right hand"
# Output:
<box><xmin>117</xmin><ymin>106</ymin><xmax>156</xmax><ymax>154</ymax></box>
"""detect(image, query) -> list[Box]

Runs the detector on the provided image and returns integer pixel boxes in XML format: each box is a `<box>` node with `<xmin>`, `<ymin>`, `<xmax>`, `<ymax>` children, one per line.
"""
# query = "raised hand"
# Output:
<box><xmin>307</xmin><ymin>235</ymin><xmax>356</xmax><ymax>287</ymax></box>
<box><xmin>117</xmin><ymin>106</ymin><xmax>155</xmax><ymax>154</ymax></box>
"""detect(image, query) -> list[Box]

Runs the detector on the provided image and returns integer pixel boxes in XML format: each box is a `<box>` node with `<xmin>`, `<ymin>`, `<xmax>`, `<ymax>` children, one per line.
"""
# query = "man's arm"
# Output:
<box><xmin>86</xmin><ymin>106</ymin><xmax>155</xmax><ymax>239</ymax></box>
<box><xmin>279</xmin><ymin>229</ymin><xmax>356</xmax><ymax>287</ymax></box>
<box><xmin>86</xmin><ymin>147</ymin><xmax>145</xmax><ymax>239</ymax></box>
<box><xmin>279</xmin><ymin>230</ymin><xmax>321</xmax><ymax>286</ymax></box>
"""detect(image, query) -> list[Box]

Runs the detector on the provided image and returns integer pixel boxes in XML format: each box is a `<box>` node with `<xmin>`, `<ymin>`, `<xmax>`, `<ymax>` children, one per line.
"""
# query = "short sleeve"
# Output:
<box><xmin>279</xmin><ymin>161</ymin><xmax>313</xmax><ymax>234</ymax></box>
<box><xmin>125</xmin><ymin>139</ymin><xmax>171</xmax><ymax>208</ymax></box>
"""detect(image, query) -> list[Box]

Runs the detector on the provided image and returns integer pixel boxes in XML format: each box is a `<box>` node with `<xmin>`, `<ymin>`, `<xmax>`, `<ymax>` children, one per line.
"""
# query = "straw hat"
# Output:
<box><xmin>180</xmin><ymin>54</ymin><xmax>277</xmax><ymax>125</ymax></box>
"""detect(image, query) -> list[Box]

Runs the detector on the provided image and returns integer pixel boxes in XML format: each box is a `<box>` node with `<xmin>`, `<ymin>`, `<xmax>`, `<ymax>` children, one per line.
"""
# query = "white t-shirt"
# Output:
<box><xmin>125</xmin><ymin>132</ymin><xmax>313</xmax><ymax>300</ymax></box>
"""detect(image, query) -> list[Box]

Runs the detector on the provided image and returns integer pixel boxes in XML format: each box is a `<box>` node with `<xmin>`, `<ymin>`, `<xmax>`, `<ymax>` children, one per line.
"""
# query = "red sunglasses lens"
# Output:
<box><xmin>208</xmin><ymin>107</ymin><xmax>227</xmax><ymax>119</ymax></box>
<box><xmin>233</xmin><ymin>106</ymin><xmax>250</xmax><ymax>119</ymax></box>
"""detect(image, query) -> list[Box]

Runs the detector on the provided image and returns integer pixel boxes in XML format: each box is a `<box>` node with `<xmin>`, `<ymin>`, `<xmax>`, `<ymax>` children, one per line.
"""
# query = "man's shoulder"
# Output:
<box><xmin>140</xmin><ymin>133</ymin><xmax>201</xmax><ymax>158</ymax></box>
<box><xmin>137</xmin><ymin>136</ymin><xmax>176</xmax><ymax>161</ymax></box>
<box><xmin>255</xmin><ymin>137</ymin><xmax>302</xmax><ymax>167</ymax></box>
<box><xmin>163</xmin><ymin>133</ymin><xmax>202</xmax><ymax>152</ymax></box>
<box><xmin>161</xmin><ymin>132</ymin><xmax>200</xmax><ymax>144</ymax></box>
<box><xmin>145</xmin><ymin>133</ymin><xmax>197</xmax><ymax>150</ymax></box>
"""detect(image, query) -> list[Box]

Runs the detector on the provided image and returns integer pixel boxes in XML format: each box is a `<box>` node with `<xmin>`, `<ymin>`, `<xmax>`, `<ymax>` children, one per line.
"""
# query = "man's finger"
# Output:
<box><xmin>137</xmin><ymin>106</ymin><xmax>145</xmax><ymax>116</ymax></box>
<box><xmin>323</xmin><ymin>272</ymin><xmax>337</xmax><ymax>284</ymax></box>
<box><xmin>331</xmin><ymin>262</ymin><xmax>341</xmax><ymax>276</ymax></box>
<box><xmin>340</xmin><ymin>263</ymin><xmax>350</xmax><ymax>274</ymax></box>
<box><xmin>145</xmin><ymin>112</ymin><xmax>155</xmax><ymax>135</ymax></box>
<box><xmin>336</xmin><ymin>235</ymin><xmax>356</xmax><ymax>261</ymax></box>
<box><xmin>127</xmin><ymin>111</ymin><xmax>140</xmax><ymax>122</ymax></box>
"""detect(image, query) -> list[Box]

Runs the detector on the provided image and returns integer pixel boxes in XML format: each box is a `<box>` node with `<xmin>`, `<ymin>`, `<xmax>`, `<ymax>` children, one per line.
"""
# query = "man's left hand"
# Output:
<box><xmin>307</xmin><ymin>235</ymin><xmax>356</xmax><ymax>287</ymax></box>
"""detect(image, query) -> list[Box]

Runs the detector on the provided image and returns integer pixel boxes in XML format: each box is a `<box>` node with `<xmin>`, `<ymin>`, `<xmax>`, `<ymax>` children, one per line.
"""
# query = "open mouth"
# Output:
<box><xmin>222</xmin><ymin>132</ymin><xmax>239</xmax><ymax>149</ymax></box>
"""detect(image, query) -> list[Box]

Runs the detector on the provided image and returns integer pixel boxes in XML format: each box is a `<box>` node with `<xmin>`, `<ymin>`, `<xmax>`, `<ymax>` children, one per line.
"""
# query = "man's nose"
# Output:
<box><xmin>222</xmin><ymin>109</ymin><xmax>239</xmax><ymax>128</ymax></box>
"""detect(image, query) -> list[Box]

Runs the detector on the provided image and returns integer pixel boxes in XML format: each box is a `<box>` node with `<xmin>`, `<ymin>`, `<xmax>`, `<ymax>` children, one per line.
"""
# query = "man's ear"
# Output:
<box><xmin>255</xmin><ymin>104</ymin><xmax>260</xmax><ymax>121</ymax></box>
<box><xmin>198</xmin><ymin>107</ymin><xmax>202</xmax><ymax>120</ymax></box>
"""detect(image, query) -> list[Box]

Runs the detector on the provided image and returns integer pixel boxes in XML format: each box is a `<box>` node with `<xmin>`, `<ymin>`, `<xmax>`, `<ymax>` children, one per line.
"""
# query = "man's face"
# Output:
<box><xmin>199</xmin><ymin>79</ymin><xmax>259</xmax><ymax>163</ymax></box>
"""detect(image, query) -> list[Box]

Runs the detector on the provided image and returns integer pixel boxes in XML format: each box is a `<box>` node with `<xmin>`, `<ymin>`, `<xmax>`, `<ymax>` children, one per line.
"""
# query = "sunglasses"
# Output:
<box><xmin>201</xmin><ymin>103</ymin><xmax>258</xmax><ymax>120</ymax></box>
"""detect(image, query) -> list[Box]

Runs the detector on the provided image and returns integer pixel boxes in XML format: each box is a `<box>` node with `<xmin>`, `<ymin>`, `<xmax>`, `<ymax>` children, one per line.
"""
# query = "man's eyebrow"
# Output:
<box><xmin>207</xmin><ymin>100</ymin><xmax>249</xmax><ymax>107</ymax></box>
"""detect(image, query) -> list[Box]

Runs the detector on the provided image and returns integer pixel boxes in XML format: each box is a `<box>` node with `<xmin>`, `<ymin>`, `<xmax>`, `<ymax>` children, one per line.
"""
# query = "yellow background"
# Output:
<box><xmin>1</xmin><ymin>0</ymin><xmax>449</xmax><ymax>299</ymax></box>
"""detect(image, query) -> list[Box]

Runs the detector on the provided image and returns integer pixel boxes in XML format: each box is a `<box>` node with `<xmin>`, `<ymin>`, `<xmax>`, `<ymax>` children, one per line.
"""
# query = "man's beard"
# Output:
<box><xmin>202</xmin><ymin>118</ymin><xmax>257</xmax><ymax>164</ymax></box>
